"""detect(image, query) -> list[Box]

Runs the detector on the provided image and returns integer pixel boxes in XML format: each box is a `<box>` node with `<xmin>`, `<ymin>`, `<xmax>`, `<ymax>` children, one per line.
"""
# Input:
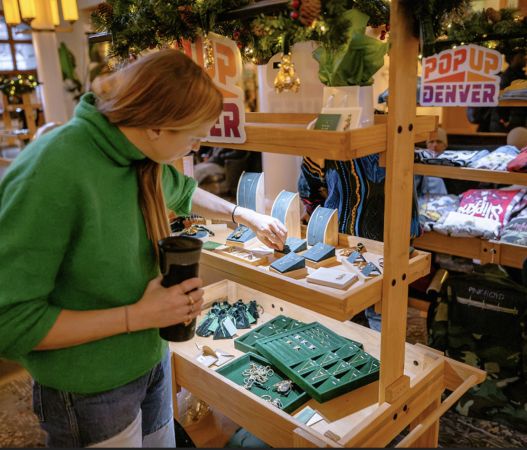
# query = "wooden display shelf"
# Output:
<box><xmin>170</xmin><ymin>280</ymin><xmax>485</xmax><ymax>448</ymax></box>
<box><xmin>219</xmin><ymin>113</ymin><xmax>438</xmax><ymax>161</ymax></box>
<box><xmin>412</xmin><ymin>232</ymin><xmax>527</xmax><ymax>269</ymax></box>
<box><xmin>200</xmin><ymin>227</ymin><xmax>431</xmax><ymax>321</ymax></box>
<box><xmin>0</xmin><ymin>157</ymin><xmax>14</xmax><ymax>167</ymax></box>
<box><xmin>414</xmin><ymin>163</ymin><xmax>527</xmax><ymax>185</ymax></box>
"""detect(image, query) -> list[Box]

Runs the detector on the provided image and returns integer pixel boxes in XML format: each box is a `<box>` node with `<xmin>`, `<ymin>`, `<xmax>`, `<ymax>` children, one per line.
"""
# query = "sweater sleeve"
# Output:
<box><xmin>0</xmin><ymin>155</ymin><xmax>74</xmax><ymax>359</ymax></box>
<box><xmin>162</xmin><ymin>164</ymin><xmax>198</xmax><ymax>215</ymax></box>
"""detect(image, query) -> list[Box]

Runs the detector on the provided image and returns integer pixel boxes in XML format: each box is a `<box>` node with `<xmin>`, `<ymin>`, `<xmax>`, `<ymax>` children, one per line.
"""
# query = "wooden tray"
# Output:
<box><xmin>169</xmin><ymin>280</ymin><xmax>486</xmax><ymax>448</ymax></box>
<box><xmin>201</xmin><ymin>228</ymin><xmax>431</xmax><ymax>321</ymax></box>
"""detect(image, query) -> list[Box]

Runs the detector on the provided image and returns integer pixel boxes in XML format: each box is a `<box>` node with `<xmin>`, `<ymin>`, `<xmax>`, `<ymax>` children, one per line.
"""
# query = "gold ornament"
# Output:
<box><xmin>203</xmin><ymin>35</ymin><xmax>214</xmax><ymax>70</ymax></box>
<box><xmin>299</xmin><ymin>0</ymin><xmax>321</xmax><ymax>28</ymax></box>
<box><xmin>274</xmin><ymin>53</ymin><xmax>300</xmax><ymax>94</ymax></box>
<box><xmin>485</xmin><ymin>8</ymin><xmax>501</xmax><ymax>24</ymax></box>
<box><xmin>252</xmin><ymin>24</ymin><xmax>268</xmax><ymax>36</ymax></box>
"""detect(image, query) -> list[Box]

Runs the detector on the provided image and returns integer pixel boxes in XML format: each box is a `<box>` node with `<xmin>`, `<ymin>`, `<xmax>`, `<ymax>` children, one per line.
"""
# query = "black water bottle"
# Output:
<box><xmin>158</xmin><ymin>236</ymin><xmax>203</xmax><ymax>342</ymax></box>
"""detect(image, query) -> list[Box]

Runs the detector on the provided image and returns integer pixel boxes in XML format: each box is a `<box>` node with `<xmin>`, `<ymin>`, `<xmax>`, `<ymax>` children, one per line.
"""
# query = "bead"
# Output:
<box><xmin>290</xmin><ymin>10</ymin><xmax>299</xmax><ymax>19</ymax></box>
<box><xmin>386</xmin><ymin>24</ymin><xmax>390</xmax><ymax>31</ymax></box>
<box><xmin>291</xmin><ymin>0</ymin><xmax>300</xmax><ymax>8</ymax></box>
<box><xmin>237</xmin><ymin>43</ymin><xmax>243</xmax><ymax>49</ymax></box>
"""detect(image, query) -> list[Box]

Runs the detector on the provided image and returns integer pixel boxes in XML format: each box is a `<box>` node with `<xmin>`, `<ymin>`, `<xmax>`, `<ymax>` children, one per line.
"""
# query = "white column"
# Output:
<box><xmin>31</xmin><ymin>0</ymin><xmax>69</xmax><ymax>123</ymax></box>
<box><xmin>257</xmin><ymin>42</ymin><xmax>324</xmax><ymax>211</ymax></box>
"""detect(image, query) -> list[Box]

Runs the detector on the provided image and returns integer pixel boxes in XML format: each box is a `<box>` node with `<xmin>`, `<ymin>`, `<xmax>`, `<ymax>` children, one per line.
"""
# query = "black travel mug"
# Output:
<box><xmin>158</xmin><ymin>236</ymin><xmax>203</xmax><ymax>342</ymax></box>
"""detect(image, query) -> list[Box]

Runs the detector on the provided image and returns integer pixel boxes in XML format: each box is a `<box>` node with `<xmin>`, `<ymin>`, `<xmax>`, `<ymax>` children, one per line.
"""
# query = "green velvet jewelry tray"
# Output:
<box><xmin>215</xmin><ymin>352</ymin><xmax>311</xmax><ymax>414</ymax></box>
<box><xmin>234</xmin><ymin>315</ymin><xmax>307</xmax><ymax>355</ymax></box>
<box><xmin>254</xmin><ymin>322</ymin><xmax>380</xmax><ymax>403</ymax></box>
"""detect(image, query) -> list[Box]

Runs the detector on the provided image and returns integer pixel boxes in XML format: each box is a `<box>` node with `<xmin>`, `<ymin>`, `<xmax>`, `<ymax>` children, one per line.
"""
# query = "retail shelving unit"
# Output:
<box><xmin>169</xmin><ymin>0</ymin><xmax>485</xmax><ymax>447</ymax></box>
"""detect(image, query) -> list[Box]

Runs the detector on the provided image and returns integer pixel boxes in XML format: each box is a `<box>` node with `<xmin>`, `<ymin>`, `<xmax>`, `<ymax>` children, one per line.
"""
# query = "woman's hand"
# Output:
<box><xmin>238</xmin><ymin>208</ymin><xmax>288</xmax><ymax>250</ymax></box>
<box><xmin>128</xmin><ymin>276</ymin><xmax>204</xmax><ymax>331</ymax></box>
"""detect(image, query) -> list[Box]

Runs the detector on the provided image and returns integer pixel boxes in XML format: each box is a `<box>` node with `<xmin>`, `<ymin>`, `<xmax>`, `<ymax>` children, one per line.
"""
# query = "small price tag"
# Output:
<box><xmin>223</xmin><ymin>317</ymin><xmax>238</xmax><ymax>337</ymax></box>
<box><xmin>208</xmin><ymin>318</ymin><xmax>219</xmax><ymax>332</ymax></box>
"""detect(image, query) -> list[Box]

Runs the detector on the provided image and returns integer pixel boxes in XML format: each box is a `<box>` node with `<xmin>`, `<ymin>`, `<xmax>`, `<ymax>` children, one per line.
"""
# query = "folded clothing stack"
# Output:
<box><xmin>507</xmin><ymin>146</ymin><xmax>527</xmax><ymax>173</ymax></box>
<box><xmin>469</xmin><ymin>145</ymin><xmax>520</xmax><ymax>171</ymax></box>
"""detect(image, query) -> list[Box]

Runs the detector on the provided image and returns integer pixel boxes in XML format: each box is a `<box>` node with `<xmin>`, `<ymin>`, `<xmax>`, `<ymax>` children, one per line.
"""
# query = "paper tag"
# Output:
<box><xmin>246</xmin><ymin>311</ymin><xmax>256</xmax><ymax>324</ymax></box>
<box><xmin>306</xmin><ymin>412</ymin><xmax>324</xmax><ymax>427</ymax></box>
<box><xmin>296</xmin><ymin>407</ymin><xmax>316</xmax><ymax>424</ymax></box>
<box><xmin>208</xmin><ymin>318</ymin><xmax>219</xmax><ymax>332</ymax></box>
<box><xmin>214</xmin><ymin>349</ymin><xmax>235</xmax><ymax>367</ymax></box>
<box><xmin>223</xmin><ymin>317</ymin><xmax>238</xmax><ymax>336</ymax></box>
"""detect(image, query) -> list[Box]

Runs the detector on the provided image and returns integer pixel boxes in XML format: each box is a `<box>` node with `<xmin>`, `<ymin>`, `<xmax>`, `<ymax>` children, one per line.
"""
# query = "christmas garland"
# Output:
<box><xmin>0</xmin><ymin>74</ymin><xmax>40</xmax><ymax>98</ymax></box>
<box><xmin>90</xmin><ymin>1</ymin><xmax>527</xmax><ymax>68</ymax></box>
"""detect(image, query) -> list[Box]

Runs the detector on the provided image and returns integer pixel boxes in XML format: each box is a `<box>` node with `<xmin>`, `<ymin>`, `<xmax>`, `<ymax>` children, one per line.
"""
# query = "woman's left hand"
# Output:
<box><xmin>240</xmin><ymin>209</ymin><xmax>287</xmax><ymax>250</ymax></box>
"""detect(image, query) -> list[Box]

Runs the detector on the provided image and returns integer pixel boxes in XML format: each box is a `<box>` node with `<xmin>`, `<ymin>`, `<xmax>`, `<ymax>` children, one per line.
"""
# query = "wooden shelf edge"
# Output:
<box><xmin>414</xmin><ymin>163</ymin><xmax>527</xmax><ymax>185</ymax></box>
<box><xmin>211</xmin><ymin>114</ymin><xmax>437</xmax><ymax>161</ymax></box>
<box><xmin>413</xmin><ymin>232</ymin><xmax>527</xmax><ymax>269</ymax></box>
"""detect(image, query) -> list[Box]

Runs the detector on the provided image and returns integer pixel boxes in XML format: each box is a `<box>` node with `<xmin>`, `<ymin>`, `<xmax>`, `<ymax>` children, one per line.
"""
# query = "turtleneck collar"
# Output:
<box><xmin>73</xmin><ymin>93</ymin><xmax>147</xmax><ymax>166</ymax></box>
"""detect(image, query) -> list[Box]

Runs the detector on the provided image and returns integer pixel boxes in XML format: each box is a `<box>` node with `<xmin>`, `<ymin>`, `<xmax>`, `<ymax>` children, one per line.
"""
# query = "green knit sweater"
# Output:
<box><xmin>0</xmin><ymin>93</ymin><xmax>198</xmax><ymax>393</ymax></box>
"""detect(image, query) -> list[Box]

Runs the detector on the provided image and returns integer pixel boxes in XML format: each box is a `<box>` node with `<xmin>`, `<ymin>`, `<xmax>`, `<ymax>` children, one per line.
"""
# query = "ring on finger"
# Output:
<box><xmin>190</xmin><ymin>306</ymin><xmax>195</xmax><ymax>313</ymax></box>
<box><xmin>188</xmin><ymin>293</ymin><xmax>195</xmax><ymax>306</ymax></box>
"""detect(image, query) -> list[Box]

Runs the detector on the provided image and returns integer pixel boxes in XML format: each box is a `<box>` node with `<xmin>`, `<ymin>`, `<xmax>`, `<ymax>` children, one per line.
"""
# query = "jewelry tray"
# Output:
<box><xmin>234</xmin><ymin>314</ymin><xmax>307</xmax><ymax>355</ymax></box>
<box><xmin>255</xmin><ymin>322</ymin><xmax>380</xmax><ymax>403</ymax></box>
<box><xmin>215</xmin><ymin>352</ymin><xmax>310</xmax><ymax>414</ymax></box>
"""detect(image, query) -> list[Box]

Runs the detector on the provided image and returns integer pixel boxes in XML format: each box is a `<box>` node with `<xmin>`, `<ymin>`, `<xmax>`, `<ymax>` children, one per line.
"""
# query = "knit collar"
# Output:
<box><xmin>74</xmin><ymin>93</ymin><xmax>147</xmax><ymax>166</ymax></box>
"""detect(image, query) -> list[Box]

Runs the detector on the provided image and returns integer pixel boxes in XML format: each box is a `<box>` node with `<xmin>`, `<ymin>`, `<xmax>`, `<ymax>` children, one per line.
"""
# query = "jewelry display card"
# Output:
<box><xmin>255</xmin><ymin>322</ymin><xmax>380</xmax><ymax>403</ymax></box>
<box><xmin>306</xmin><ymin>206</ymin><xmax>338</xmax><ymax>246</ymax></box>
<box><xmin>342</xmin><ymin>251</ymin><xmax>382</xmax><ymax>281</ymax></box>
<box><xmin>319</xmin><ymin>107</ymin><xmax>362</xmax><ymax>132</ymax></box>
<box><xmin>306</xmin><ymin>267</ymin><xmax>357</xmax><ymax>290</ymax></box>
<box><xmin>215</xmin><ymin>352</ymin><xmax>310</xmax><ymax>414</ymax></box>
<box><xmin>226</xmin><ymin>226</ymin><xmax>258</xmax><ymax>248</ymax></box>
<box><xmin>269</xmin><ymin>252</ymin><xmax>305</xmax><ymax>274</ymax></box>
<box><xmin>274</xmin><ymin>237</ymin><xmax>307</xmax><ymax>257</ymax></box>
<box><xmin>234</xmin><ymin>314</ymin><xmax>307</xmax><ymax>355</ymax></box>
<box><xmin>302</xmin><ymin>243</ymin><xmax>336</xmax><ymax>263</ymax></box>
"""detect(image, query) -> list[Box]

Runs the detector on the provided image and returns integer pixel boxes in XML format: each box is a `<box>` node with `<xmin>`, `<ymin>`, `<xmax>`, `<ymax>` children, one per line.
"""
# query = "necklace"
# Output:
<box><xmin>242</xmin><ymin>174</ymin><xmax>258</xmax><ymax>209</ymax></box>
<box><xmin>311</xmin><ymin>368</ymin><xmax>327</xmax><ymax>382</ymax></box>
<box><xmin>279</xmin><ymin>255</ymin><xmax>300</xmax><ymax>266</ymax></box>
<box><xmin>312</xmin><ymin>243</ymin><xmax>326</xmax><ymax>256</ymax></box>
<box><xmin>311</xmin><ymin>210</ymin><xmax>331</xmax><ymax>238</ymax></box>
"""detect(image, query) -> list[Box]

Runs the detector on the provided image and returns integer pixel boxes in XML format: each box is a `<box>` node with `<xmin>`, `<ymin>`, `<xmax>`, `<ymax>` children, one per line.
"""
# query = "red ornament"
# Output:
<box><xmin>237</xmin><ymin>43</ymin><xmax>243</xmax><ymax>49</ymax></box>
<box><xmin>290</xmin><ymin>10</ymin><xmax>299</xmax><ymax>19</ymax></box>
<box><xmin>149</xmin><ymin>45</ymin><xmax>155</xmax><ymax>49</ymax></box>
<box><xmin>291</xmin><ymin>0</ymin><xmax>300</xmax><ymax>9</ymax></box>
<box><xmin>233</xmin><ymin>31</ymin><xmax>240</xmax><ymax>40</ymax></box>
<box><xmin>157</xmin><ymin>30</ymin><xmax>163</xmax><ymax>37</ymax></box>
<box><xmin>380</xmin><ymin>33</ymin><xmax>386</xmax><ymax>40</ymax></box>
<box><xmin>386</xmin><ymin>24</ymin><xmax>390</xmax><ymax>31</ymax></box>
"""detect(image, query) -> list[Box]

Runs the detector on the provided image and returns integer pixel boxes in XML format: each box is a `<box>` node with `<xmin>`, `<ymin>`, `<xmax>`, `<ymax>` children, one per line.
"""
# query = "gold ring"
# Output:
<box><xmin>188</xmin><ymin>293</ymin><xmax>195</xmax><ymax>306</ymax></box>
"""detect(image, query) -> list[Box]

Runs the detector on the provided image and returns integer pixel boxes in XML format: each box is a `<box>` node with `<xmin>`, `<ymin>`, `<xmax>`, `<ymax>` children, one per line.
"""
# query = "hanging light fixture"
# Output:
<box><xmin>48</xmin><ymin>0</ymin><xmax>61</xmax><ymax>26</ymax></box>
<box><xmin>61</xmin><ymin>0</ymin><xmax>78</xmax><ymax>23</ymax></box>
<box><xmin>18</xmin><ymin>0</ymin><xmax>36</xmax><ymax>22</ymax></box>
<box><xmin>3</xmin><ymin>0</ymin><xmax>22</xmax><ymax>26</ymax></box>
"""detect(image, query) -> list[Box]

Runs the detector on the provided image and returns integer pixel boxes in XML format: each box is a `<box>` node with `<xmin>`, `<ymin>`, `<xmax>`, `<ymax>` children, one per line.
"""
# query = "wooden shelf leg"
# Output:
<box><xmin>408</xmin><ymin>396</ymin><xmax>440</xmax><ymax>448</ymax></box>
<box><xmin>171</xmin><ymin>353</ymin><xmax>180</xmax><ymax>421</ymax></box>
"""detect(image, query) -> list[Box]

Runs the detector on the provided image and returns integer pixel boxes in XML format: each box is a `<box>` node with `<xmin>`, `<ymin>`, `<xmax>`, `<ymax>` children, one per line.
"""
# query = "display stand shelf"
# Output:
<box><xmin>222</xmin><ymin>113</ymin><xmax>438</xmax><ymax>161</ymax></box>
<box><xmin>170</xmin><ymin>280</ymin><xmax>485</xmax><ymax>448</ymax></box>
<box><xmin>414</xmin><ymin>163</ymin><xmax>527</xmax><ymax>185</ymax></box>
<box><xmin>412</xmin><ymin>232</ymin><xmax>527</xmax><ymax>269</ymax></box>
<box><xmin>200</xmin><ymin>227</ymin><xmax>431</xmax><ymax>321</ymax></box>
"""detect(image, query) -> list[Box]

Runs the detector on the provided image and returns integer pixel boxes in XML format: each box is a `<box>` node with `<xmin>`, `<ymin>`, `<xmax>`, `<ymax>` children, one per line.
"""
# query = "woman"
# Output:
<box><xmin>0</xmin><ymin>50</ymin><xmax>286</xmax><ymax>447</ymax></box>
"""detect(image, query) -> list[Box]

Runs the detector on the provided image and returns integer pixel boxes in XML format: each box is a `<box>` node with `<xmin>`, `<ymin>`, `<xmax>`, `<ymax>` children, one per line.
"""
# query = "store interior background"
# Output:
<box><xmin>0</xmin><ymin>0</ymin><xmax>526</xmax><ymax>448</ymax></box>
<box><xmin>0</xmin><ymin>0</ymin><xmax>524</xmax><ymax>202</ymax></box>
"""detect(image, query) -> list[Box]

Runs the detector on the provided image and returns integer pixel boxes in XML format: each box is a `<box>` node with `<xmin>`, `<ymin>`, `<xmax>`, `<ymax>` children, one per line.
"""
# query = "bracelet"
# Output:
<box><xmin>231</xmin><ymin>205</ymin><xmax>239</xmax><ymax>224</ymax></box>
<box><xmin>125</xmin><ymin>305</ymin><xmax>131</xmax><ymax>334</ymax></box>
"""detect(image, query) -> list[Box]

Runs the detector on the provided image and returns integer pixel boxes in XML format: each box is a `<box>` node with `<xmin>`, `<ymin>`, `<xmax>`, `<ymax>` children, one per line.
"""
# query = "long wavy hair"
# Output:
<box><xmin>97</xmin><ymin>50</ymin><xmax>223</xmax><ymax>259</ymax></box>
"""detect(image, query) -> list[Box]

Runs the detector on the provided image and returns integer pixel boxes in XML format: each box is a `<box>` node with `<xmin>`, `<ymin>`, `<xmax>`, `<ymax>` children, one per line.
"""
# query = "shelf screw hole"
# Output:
<box><xmin>409</xmin><ymin>124</ymin><xmax>413</xmax><ymax>131</ymax></box>
<box><xmin>280</xmin><ymin>307</ymin><xmax>283</xmax><ymax>311</ymax></box>
<box><xmin>271</xmin><ymin>304</ymin><xmax>275</xmax><ymax>308</ymax></box>
<box><xmin>398</xmin><ymin>126</ymin><xmax>402</xmax><ymax>133</ymax></box>
<box><xmin>413</xmin><ymin>360</ymin><xmax>419</xmax><ymax>366</ymax></box>
<box><xmin>393</xmin><ymin>413</ymin><xmax>398</xmax><ymax>420</ymax></box>
<box><xmin>403</xmin><ymin>405</ymin><xmax>408</xmax><ymax>412</ymax></box>
<box><xmin>483</xmin><ymin>248</ymin><xmax>488</xmax><ymax>252</ymax></box>
<box><xmin>392</xmin><ymin>279</ymin><xmax>396</xmax><ymax>286</ymax></box>
<box><xmin>402</xmin><ymin>274</ymin><xmax>406</xmax><ymax>281</ymax></box>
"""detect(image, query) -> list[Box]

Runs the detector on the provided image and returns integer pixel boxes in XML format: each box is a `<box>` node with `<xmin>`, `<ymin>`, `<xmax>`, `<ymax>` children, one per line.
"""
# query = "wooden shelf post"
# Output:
<box><xmin>380</xmin><ymin>0</ymin><xmax>419</xmax><ymax>405</ymax></box>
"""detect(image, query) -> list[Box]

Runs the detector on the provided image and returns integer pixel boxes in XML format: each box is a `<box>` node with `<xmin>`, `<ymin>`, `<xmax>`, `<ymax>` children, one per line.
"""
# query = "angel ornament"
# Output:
<box><xmin>274</xmin><ymin>53</ymin><xmax>300</xmax><ymax>94</ymax></box>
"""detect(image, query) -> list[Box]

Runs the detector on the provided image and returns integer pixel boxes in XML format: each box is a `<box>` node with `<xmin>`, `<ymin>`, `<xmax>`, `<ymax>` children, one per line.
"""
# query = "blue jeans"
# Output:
<box><xmin>365</xmin><ymin>305</ymin><xmax>382</xmax><ymax>332</ymax></box>
<box><xmin>32</xmin><ymin>347</ymin><xmax>175</xmax><ymax>447</ymax></box>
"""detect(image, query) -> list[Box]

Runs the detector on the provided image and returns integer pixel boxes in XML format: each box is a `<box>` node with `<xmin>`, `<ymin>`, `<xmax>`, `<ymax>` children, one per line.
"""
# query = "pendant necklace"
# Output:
<box><xmin>243</xmin><ymin>174</ymin><xmax>258</xmax><ymax>209</ymax></box>
<box><xmin>312</xmin><ymin>211</ymin><xmax>330</xmax><ymax>238</ymax></box>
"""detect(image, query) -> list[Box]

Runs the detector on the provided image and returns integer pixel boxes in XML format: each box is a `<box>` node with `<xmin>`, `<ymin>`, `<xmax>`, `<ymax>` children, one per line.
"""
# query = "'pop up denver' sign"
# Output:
<box><xmin>420</xmin><ymin>44</ymin><xmax>502</xmax><ymax>107</ymax></box>
<box><xmin>181</xmin><ymin>33</ymin><xmax>246</xmax><ymax>143</ymax></box>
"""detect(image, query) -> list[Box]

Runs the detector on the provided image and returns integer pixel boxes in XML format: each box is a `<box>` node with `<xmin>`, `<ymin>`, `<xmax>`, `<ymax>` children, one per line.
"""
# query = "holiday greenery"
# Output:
<box><xmin>0</xmin><ymin>74</ymin><xmax>40</xmax><ymax>98</ymax></box>
<box><xmin>90</xmin><ymin>0</ymin><xmax>527</xmax><ymax>68</ymax></box>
